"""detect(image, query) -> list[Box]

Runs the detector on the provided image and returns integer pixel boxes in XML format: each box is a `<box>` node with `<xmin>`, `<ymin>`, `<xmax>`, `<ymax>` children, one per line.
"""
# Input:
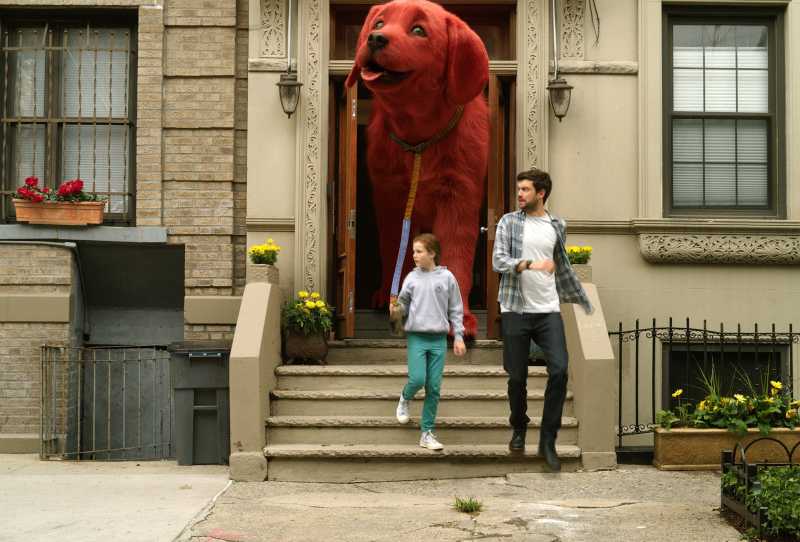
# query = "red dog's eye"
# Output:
<box><xmin>374</xmin><ymin>20</ymin><xmax>384</xmax><ymax>29</ymax></box>
<box><xmin>410</xmin><ymin>25</ymin><xmax>427</xmax><ymax>37</ymax></box>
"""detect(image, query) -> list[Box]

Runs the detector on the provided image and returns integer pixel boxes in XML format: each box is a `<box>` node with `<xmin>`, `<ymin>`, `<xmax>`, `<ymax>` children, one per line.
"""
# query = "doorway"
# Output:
<box><xmin>327</xmin><ymin>3</ymin><xmax>517</xmax><ymax>339</ymax></box>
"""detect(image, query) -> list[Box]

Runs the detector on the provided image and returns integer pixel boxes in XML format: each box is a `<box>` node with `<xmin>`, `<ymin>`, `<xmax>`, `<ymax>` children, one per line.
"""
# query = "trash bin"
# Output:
<box><xmin>168</xmin><ymin>341</ymin><xmax>232</xmax><ymax>465</ymax></box>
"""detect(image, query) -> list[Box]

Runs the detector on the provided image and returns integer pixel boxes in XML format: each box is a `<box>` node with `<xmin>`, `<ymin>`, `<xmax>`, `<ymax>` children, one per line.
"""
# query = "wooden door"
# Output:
<box><xmin>485</xmin><ymin>74</ymin><xmax>505</xmax><ymax>339</ymax></box>
<box><xmin>335</xmin><ymin>83</ymin><xmax>358</xmax><ymax>337</ymax></box>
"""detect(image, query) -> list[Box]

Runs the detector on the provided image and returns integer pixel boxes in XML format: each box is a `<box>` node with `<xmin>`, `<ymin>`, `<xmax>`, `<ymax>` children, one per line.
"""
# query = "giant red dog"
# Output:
<box><xmin>346</xmin><ymin>0</ymin><xmax>489</xmax><ymax>337</ymax></box>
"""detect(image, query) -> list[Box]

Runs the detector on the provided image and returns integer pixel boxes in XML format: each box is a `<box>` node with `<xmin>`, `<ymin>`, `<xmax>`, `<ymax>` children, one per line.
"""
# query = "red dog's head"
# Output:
<box><xmin>345</xmin><ymin>0</ymin><xmax>488</xmax><ymax>107</ymax></box>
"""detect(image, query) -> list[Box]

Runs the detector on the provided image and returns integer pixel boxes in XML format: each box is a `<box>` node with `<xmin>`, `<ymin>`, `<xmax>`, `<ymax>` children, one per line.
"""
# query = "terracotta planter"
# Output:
<box><xmin>246</xmin><ymin>262</ymin><xmax>279</xmax><ymax>284</ymax></box>
<box><xmin>14</xmin><ymin>200</ymin><xmax>105</xmax><ymax>226</ymax></box>
<box><xmin>571</xmin><ymin>263</ymin><xmax>592</xmax><ymax>283</ymax></box>
<box><xmin>283</xmin><ymin>330</ymin><xmax>328</xmax><ymax>364</ymax></box>
<box><xmin>653</xmin><ymin>427</ymin><xmax>800</xmax><ymax>470</ymax></box>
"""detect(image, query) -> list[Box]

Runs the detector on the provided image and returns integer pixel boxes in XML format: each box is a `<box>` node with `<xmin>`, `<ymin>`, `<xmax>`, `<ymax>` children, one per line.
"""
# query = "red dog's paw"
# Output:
<box><xmin>463</xmin><ymin>311</ymin><xmax>478</xmax><ymax>339</ymax></box>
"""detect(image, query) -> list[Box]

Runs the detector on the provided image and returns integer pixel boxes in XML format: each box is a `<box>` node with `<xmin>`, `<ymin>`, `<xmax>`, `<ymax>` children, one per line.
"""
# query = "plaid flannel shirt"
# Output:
<box><xmin>492</xmin><ymin>210</ymin><xmax>593</xmax><ymax>314</ymax></box>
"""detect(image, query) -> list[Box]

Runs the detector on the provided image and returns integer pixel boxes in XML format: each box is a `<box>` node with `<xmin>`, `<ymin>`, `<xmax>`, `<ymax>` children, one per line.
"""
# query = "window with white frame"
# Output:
<box><xmin>664</xmin><ymin>9</ymin><xmax>784</xmax><ymax>216</ymax></box>
<box><xmin>0</xmin><ymin>13</ymin><xmax>136</xmax><ymax>223</ymax></box>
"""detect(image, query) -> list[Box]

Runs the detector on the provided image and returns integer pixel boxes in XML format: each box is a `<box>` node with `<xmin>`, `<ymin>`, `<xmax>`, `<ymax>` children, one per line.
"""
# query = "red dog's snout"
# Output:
<box><xmin>367</xmin><ymin>32</ymin><xmax>389</xmax><ymax>51</ymax></box>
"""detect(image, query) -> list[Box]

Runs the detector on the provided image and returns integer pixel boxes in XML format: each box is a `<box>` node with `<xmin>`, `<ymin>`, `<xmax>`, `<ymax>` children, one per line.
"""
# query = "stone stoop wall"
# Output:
<box><xmin>0</xmin><ymin>245</ymin><xmax>73</xmax><ymax>452</ymax></box>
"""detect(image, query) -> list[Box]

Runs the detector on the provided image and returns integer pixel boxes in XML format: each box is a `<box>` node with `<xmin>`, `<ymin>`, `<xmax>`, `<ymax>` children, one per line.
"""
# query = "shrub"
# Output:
<box><xmin>566</xmin><ymin>245</ymin><xmax>591</xmax><ymax>265</ymax></box>
<box><xmin>282</xmin><ymin>291</ymin><xmax>333</xmax><ymax>335</ymax></box>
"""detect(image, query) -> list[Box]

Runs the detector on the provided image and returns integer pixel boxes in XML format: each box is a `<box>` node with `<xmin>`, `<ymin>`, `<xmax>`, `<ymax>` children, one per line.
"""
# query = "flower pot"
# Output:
<box><xmin>653</xmin><ymin>427</ymin><xmax>800</xmax><ymax>470</ymax></box>
<box><xmin>283</xmin><ymin>330</ymin><xmax>328</xmax><ymax>364</ymax></box>
<box><xmin>246</xmin><ymin>263</ymin><xmax>279</xmax><ymax>285</ymax></box>
<box><xmin>572</xmin><ymin>263</ymin><xmax>592</xmax><ymax>283</ymax></box>
<box><xmin>13</xmin><ymin>200</ymin><xmax>105</xmax><ymax>226</ymax></box>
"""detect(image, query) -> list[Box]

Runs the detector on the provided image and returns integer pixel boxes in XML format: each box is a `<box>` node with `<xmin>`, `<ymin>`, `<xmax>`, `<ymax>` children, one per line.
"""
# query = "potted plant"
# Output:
<box><xmin>654</xmin><ymin>381</ymin><xmax>800</xmax><ymax>470</ymax></box>
<box><xmin>566</xmin><ymin>245</ymin><xmax>592</xmax><ymax>282</ymax></box>
<box><xmin>246</xmin><ymin>239</ymin><xmax>281</xmax><ymax>284</ymax></box>
<box><xmin>13</xmin><ymin>177</ymin><xmax>106</xmax><ymax>226</ymax></box>
<box><xmin>281</xmin><ymin>290</ymin><xmax>334</xmax><ymax>364</ymax></box>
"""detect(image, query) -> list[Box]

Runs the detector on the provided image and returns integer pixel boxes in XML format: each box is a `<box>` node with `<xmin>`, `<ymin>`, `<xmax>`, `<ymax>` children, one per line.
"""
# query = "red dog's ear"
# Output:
<box><xmin>445</xmin><ymin>15</ymin><xmax>489</xmax><ymax>105</ymax></box>
<box><xmin>346</xmin><ymin>4</ymin><xmax>383</xmax><ymax>88</ymax></box>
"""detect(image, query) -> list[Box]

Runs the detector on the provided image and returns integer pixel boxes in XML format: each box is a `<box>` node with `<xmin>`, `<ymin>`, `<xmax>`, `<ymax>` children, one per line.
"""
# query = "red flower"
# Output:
<box><xmin>72</xmin><ymin>179</ymin><xmax>84</xmax><ymax>192</ymax></box>
<box><xmin>25</xmin><ymin>176</ymin><xmax>39</xmax><ymax>187</ymax></box>
<box><xmin>31</xmin><ymin>193</ymin><xmax>44</xmax><ymax>203</ymax></box>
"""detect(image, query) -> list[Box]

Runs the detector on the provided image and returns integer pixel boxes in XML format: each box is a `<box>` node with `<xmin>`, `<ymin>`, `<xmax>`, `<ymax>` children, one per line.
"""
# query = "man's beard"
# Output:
<box><xmin>520</xmin><ymin>198</ymin><xmax>543</xmax><ymax>212</ymax></box>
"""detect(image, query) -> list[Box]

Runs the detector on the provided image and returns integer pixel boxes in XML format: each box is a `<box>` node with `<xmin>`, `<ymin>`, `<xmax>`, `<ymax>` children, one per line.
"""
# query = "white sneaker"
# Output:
<box><xmin>419</xmin><ymin>431</ymin><xmax>444</xmax><ymax>450</ymax></box>
<box><xmin>396</xmin><ymin>395</ymin><xmax>410</xmax><ymax>424</ymax></box>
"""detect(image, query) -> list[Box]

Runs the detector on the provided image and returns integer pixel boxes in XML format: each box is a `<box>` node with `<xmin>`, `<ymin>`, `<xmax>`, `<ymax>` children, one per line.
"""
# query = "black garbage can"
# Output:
<box><xmin>168</xmin><ymin>341</ymin><xmax>231</xmax><ymax>465</ymax></box>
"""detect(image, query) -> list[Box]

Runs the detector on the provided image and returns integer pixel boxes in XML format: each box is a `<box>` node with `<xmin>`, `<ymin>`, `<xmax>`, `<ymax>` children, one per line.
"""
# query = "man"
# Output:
<box><xmin>492</xmin><ymin>168</ymin><xmax>593</xmax><ymax>472</ymax></box>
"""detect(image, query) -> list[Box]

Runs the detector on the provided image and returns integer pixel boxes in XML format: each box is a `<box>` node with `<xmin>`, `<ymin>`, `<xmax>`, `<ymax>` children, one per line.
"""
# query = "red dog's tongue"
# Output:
<box><xmin>361</xmin><ymin>68</ymin><xmax>384</xmax><ymax>82</ymax></box>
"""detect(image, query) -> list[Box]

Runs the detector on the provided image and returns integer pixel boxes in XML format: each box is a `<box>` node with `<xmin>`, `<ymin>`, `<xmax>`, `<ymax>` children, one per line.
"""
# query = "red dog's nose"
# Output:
<box><xmin>367</xmin><ymin>32</ymin><xmax>389</xmax><ymax>51</ymax></box>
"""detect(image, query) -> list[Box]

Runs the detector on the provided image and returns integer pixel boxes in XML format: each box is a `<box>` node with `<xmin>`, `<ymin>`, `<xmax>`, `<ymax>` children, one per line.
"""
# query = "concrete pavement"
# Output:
<box><xmin>181</xmin><ymin>466</ymin><xmax>741</xmax><ymax>542</ymax></box>
<box><xmin>0</xmin><ymin>454</ymin><xmax>230</xmax><ymax>542</ymax></box>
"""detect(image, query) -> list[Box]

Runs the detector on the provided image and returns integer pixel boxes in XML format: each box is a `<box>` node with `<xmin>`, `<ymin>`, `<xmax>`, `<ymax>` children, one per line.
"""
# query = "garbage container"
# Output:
<box><xmin>168</xmin><ymin>341</ymin><xmax>232</xmax><ymax>465</ymax></box>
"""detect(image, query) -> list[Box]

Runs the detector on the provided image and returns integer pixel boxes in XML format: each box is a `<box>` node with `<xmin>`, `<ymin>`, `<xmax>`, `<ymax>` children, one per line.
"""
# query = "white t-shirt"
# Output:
<box><xmin>501</xmin><ymin>215</ymin><xmax>560</xmax><ymax>313</ymax></box>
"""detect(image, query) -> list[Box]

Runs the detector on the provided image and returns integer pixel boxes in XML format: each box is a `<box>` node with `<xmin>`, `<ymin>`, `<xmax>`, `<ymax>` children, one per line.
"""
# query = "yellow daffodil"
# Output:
<box><xmin>305</xmin><ymin>300</ymin><xmax>316</xmax><ymax>309</ymax></box>
<box><xmin>315</xmin><ymin>300</ymin><xmax>325</xmax><ymax>308</ymax></box>
<box><xmin>770</xmin><ymin>380</ymin><xmax>783</xmax><ymax>390</ymax></box>
<box><xmin>310</xmin><ymin>292</ymin><xmax>320</xmax><ymax>299</ymax></box>
<box><xmin>671</xmin><ymin>389</ymin><xmax>683</xmax><ymax>398</ymax></box>
<box><xmin>298</xmin><ymin>290</ymin><xmax>309</xmax><ymax>298</ymax></box>
<box><xmin>734</xmin><ymin>394</ymin><xmax>746</xmax><ymax>403</ymax></box>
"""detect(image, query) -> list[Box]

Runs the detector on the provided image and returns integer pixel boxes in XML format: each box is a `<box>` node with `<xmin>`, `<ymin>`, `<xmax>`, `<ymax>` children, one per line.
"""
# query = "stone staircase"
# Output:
<box><xmin>263</xmin><ymin>339</ymin><xmax>582</xmax><ymax>482</ymax></box>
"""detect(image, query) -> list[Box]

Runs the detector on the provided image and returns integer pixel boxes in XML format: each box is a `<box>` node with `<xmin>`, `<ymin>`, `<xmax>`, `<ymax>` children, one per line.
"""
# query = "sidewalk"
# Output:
<box><xmin>0</xmin><ymin>454</ymin><xmax>229</xmax><ymax>542</ymax></box>
<box><xmin>180</xmin><ymin>466</ymin><xmax>741</xmax><ymax>542</ymax></box>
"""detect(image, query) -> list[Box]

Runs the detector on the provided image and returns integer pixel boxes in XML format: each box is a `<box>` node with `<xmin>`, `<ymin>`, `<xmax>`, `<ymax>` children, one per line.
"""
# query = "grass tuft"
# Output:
<box><xmin>453</xmin><ymin>496</ymin><xmax>483</xmax><ymax>515</ymax></box>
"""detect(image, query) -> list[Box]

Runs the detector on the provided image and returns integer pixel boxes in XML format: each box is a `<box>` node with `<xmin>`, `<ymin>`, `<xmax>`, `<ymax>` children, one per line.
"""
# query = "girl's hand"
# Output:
<box><xmin>453</xmin><ymin>338</ymin><xmax>466</xmax><ymax>356</ymax></box>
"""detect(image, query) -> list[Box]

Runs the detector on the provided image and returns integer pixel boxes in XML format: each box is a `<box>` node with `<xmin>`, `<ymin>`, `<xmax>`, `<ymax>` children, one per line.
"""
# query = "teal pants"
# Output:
<box><xmin>402</xmin><ymin>332</ymin><xmax>446</xmax><ymax>432</ymax></box>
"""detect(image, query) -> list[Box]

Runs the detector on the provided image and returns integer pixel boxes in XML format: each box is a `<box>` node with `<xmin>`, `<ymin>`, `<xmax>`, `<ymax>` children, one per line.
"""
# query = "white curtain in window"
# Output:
<box><xmin>62</xmin><ymin>125</ymin><xmax>129</xmax><ymax>213</ymax></box>
<box><xmin>62</xmin><ymin>28</ymin><xmax>129</xmax><ymax>118</ymax></box>
<box><xmin>13</xmin><ymin>124</ymin><xmax>46</xmax><ymax>186</ymax></box>
<box><xmin>12</xmin><ymin>28</ymin><xmax>47</xmax><ymax>118</ymax></box>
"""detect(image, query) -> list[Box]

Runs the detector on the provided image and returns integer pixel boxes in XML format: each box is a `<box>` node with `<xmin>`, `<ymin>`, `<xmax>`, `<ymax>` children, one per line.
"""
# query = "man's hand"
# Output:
<box><xmin>453</xmin><ymin>338</ymin><xmax>466</xmax><ymax>356</ymax></box>
<box><xmin>528</xmin><ymin>259</ymin><xmax>555</xmax><ymax>274</ymax></box>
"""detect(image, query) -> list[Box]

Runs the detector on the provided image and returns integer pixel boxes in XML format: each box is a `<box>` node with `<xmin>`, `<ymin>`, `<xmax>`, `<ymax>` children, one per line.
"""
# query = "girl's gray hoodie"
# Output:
<box><xmin>396</xmin><ymin>266</ymin><xmax>464</xmax><ymax>341</ymax></box>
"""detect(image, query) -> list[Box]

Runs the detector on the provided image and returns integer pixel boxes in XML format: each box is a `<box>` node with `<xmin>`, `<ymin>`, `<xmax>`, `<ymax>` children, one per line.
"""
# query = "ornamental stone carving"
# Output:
<box><xmin>524</xmin><ymin>0</ymin><xmax>542</xmax><ymax>169</ymax></box>
<box><xmin>560</xmin><ymin>0</ymin><xmax>584</xmax><ymax>60</ymax></box>
<box><xmin>639</xmin><ymin>234</ymin><xmax>800</xmax><ymax>264</ymax></box>
<box><xmin>261</xmin><ymin>0</ymin><xmax>286</xmax><ymax>58</ymax></box>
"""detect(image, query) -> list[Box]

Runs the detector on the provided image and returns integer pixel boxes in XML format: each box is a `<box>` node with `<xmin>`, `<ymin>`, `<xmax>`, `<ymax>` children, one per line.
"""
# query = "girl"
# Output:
<box><xmin>389</xmin><ymin>233</ymin><xmax>466</xmax><ymax>450</ymax></box>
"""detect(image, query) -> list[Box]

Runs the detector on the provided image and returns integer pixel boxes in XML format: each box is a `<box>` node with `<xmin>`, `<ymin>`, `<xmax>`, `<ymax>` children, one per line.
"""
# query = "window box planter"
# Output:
<box><xmin>654</xmin><ymin>427</ymin><xmax>800</xmax><ymax>471</ymax></box>
<box><xmin>13</xmin><ymin>200</ymin><xmax>105</xmax><ymax>226</ymax></box>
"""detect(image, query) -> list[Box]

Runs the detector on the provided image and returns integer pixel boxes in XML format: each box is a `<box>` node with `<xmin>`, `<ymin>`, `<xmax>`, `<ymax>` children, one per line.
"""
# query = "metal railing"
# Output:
<box><xmin>41</xmin><ymin>345</ymin><xmax>172</xmax><ymax>460</ymax></box>
<box><xmin>610</xmin><ymin>319</ymin><xmax>797</xmax><ymax>449</ymax></box>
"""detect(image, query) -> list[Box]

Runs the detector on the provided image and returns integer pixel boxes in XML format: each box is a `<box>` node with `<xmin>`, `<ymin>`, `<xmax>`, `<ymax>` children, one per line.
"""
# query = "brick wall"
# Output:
<box><xmin>0</xmin><ymin>246</ymin><xmax>72</xmax><ymax>439</ymax></box>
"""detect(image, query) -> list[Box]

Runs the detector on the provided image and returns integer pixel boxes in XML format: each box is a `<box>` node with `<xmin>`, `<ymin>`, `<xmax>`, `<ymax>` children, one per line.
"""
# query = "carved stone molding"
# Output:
<box><xmin>261</xmin><ymin>0</ymin><xmax>286</xmax><ymax>58</ymax></box>
<box><xmin>639</xmin><ymin>234</ymin><xmax>800</xmax><ymax>264</ymax></box>
<box><xmin>296</xmin><ymin>0</ymin><xmax>326</xmax><ymax>292</ymax></box>
<box><xmin>246</xmin><ymin>217</ymin><xmax>295</xmax><ymax>232</ymax></box>
<box><xmin>550</xmin><ymin>60</ymin><xmax>639</xmax><ymax>75</ymax></box>
<box><xmin>560</xmin><ymin>0</ymin><xmax>584</xmax><ymax>60</ymax></box>
<box><xmin>522</xmin><ymin>0</ymin><xmax>543</xmax><ymax>170</ymax></box>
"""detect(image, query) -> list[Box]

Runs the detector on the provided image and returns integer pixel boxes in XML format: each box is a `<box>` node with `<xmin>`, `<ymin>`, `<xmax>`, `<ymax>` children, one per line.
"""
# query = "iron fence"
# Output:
<box><xmin>41</xmin><ymin>345</ymin><xmax>173</xmax><ymax>460</ymax></box>
<box><xmin>610</xmin><ymin>319</ymin><xmax>797</xmax><ymax>449</ymax></box>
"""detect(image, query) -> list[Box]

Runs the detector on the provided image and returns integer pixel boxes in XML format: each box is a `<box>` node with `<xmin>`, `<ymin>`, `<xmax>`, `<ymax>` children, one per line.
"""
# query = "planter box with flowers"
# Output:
<box><xmin>566</xmin><ymin>245</ymin><xmax>592</xmax><ymax>282</ymax></box>
<box><xmin>654</xmin><ymin>382</ymin><xmax>800</xmax><ymax>470</ymax></box>
<box><xmin>246</xmin><ymin>239</ymin><xmax>281</xmax><ymax>285</ymax></box>
<box><xmin>13</xmin><ymin>177</ymin><xmax>105</xmax><ymax>226</ymax></box>
<box><xmin>282</xmin><ymin>290</ymin><xmax>334</xmax><ymax>364</ymax></box>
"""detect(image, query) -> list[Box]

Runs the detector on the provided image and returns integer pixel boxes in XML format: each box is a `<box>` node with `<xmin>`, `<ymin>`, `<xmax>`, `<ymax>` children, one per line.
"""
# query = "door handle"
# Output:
<box><xmin>480</xmin><ymin>226</ymin><xmax>489</xmax><ymax>234</ymax></box>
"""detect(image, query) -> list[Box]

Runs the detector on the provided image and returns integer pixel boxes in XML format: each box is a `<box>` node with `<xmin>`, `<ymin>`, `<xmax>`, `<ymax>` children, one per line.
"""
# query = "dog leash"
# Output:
<box><xmin>388</xmin><ymin>105</ymin><xmax>464</xmax><ymax>304</ymax></box>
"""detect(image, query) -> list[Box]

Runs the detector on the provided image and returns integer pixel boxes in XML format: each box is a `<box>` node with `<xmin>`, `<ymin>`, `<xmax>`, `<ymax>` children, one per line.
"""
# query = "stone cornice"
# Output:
<box><xmin>550</xmin><ymin>60</ymin><xmax>639</xmax><ymax>75</ymax></box>
<box><xmin>246</xmin><ymin>217</ymin><xmax>295</xmax><ymax>232</ymax></box>
<box><xmin>566</xmin><ymin>218</ymin><xmax>800</xmax><ymax>235</ymax></box>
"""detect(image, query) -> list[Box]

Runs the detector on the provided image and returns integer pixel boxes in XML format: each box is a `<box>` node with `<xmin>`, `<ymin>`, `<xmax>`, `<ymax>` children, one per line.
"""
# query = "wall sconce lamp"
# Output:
<box><xmin>548</xmin><ymin>0</ymin><xmax>573</xmax><ymax>121</ymax></box>
<box><xmin>276</xmin><ymin>0</ymin><xmax>302</xmax><ymax>118</ymax></box>
<box><xmin>277</xmin><ymin>71</ymin><xmax>302</xmax><ymax>118</ymax></box>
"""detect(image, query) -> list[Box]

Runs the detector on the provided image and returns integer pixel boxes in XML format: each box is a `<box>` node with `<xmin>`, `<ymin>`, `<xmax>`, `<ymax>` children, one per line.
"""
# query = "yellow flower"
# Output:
<box><xmin>298</xmin><ymin>290</ymin><xmax>309</xmax><ymax>298</ymax></box>
<box><xmin>770</xmin><ymin>380</ymin><xmax>783</xmax><ymax>390</ymax></box>
<box><xmin>721</xmin><ymin>397</ymin><xmax>732</xmax><ymax>405</ymax></box>
<box><xmin>734</xmin><ymin>394</ymin><xmax>746</xmax><ymax>403</ymax></box>
<box><xmin>315</xmin><ymin>300</ymin><xmax>325</xmax><ymax>308</ymax></box>
<box><xmin>698</xmin><ymin>400</ymin><xmax>707</xmax><ymax>410</ymax></box>
<box><xmin>310</xmin><ymin>292</ymin><xmax>320</xmax><ymax>299</ymax></box>
<box><xmin>305</xmin><ymin>300</ymin><xmax>316</xmax><ymax>309</ymax></box>
<box><xmin>583</xmin><ymin>246</ymin><xmax>592</xmax><ymax>251</ymax></box>
<box><xmin>671</xmin><ymin>389</ymin><xmax>683</xmax><ymax>398</ymax></box>
<box><xmin>786</xmin><ymin>409</ymin><xmax>797</xmax><ymax>420</ymax></box>
<box><xmin>791</xmin><ymin>400</ymin><xmax>800</xmax><ymax>408</ymax></box>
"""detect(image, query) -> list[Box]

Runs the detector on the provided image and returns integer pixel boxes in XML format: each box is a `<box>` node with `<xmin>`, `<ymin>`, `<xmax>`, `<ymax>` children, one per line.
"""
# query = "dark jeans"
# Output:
<box><xmin>501</xmin><ymin>312</ymin><xmax>569</xmax><ymax>440</ymax></box>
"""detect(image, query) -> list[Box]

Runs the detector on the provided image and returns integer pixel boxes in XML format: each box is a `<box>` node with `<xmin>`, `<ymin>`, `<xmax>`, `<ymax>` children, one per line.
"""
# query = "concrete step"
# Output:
<box><xmin>263</xmin><ymin>443</ymin><xmax>582</xmax><ymax>482</ymax></box>
<box><xmin>275</xmin><ymin>364</ymin><xmax>548</xmax><ymax>391</ymax></box>
<box><xmin>326</xmin><ymin>339</ymin><xmax>504</xmax><ymax>365</ymax></box>
<box><xmin>265</xmin><ymin>415</ymin><xmax>579</xmax><ymax>445</ymax></box>
<box><xmin>269</xmin><ymin>389</ymin><xmax>574</xmax><ymax>417</ymax></box>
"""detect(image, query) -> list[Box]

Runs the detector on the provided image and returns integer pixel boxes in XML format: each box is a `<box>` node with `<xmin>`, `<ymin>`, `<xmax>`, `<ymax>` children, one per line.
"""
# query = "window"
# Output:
<box><xmin>663</xmin><ymin>9</ymin><xmax>784</xmax><ymax>216</ymax></box>
<box><xmin>0</xmin><ymin>13</ymin><xmax>136</xmax><ymax>223</ymax></box>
